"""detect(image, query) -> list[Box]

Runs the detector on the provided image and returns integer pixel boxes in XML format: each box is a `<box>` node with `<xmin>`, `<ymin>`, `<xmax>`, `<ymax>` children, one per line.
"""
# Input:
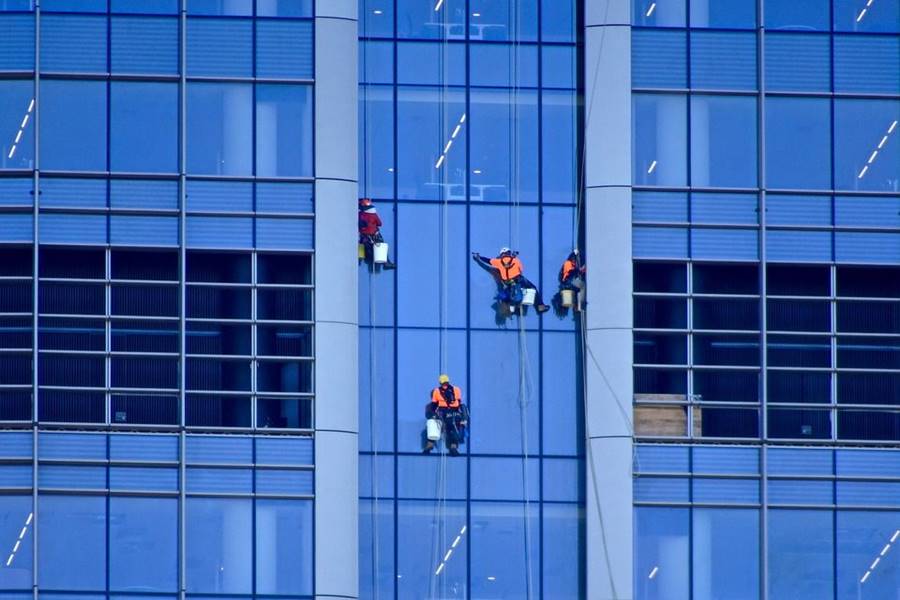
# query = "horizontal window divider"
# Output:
<box><xmin>38</xmin><ymin>386</ymin><xmax>108</xmax><ymax>392</ymax></box>
<box><xmin>185</xmin><ymin>175</ymin><xmax>316</xmax><ymax>184</ymax></box>
<box><xmin>766</xmin><ymin>401</ymin><xmax>834</xmax><ymax>408</ymax></box>
<box><xmin>38</xmin><ymin>277</ymin><xmax>106</xmax><ymax>284</ymax></box>
<box><xmin>257</xmin><ymin>355</ymin><xmax>314</xmax><ymax>362</ymax></box>
<box><xmin>766</xmin><ymin>294</ymin><xmax>831</xmax><ymax>301</ymax></box>
<box><xmin>767</xmin><ymin>474</ymin><xmax>836</xmax><ymax>481</ymax></box>
<box><xmin>256</xmin><ymin>283</ymin><xmax>314</xmax><ymax>289</ymax></box>
<box><xmin>109</xmin><ymin>315</ymin><xmax>181</xmax><ymax>322</ymax></box>
<box><xmin>0</xmin><ymin>384</ymin><xmax>34</xmax><ymax>389</ymax></box>
<box><xmin>185</xmin><ymin>75</ymin><xmax>315</xmax><ymax>85</ymax></box>
<box><xmin>835</xmin><ymin>331</ymin><xmax>900</xmax><ymax>338</ymax></box>
<box><xmin>0</xmin><ymin>347</ymin><xmax>32</xmax><ymax>353</ymax></box>
<box><xmin>37</xmin><ymin>349</ymin><xmax>107</xmax><ymax>356</ymax></box>
<box><xmin>0</xmin><ymin>487</ymin><xmax>32</xmax><ymax>494</ymax></box>
<box><xmin>767</xmin><ymin>90</ymin><xmax>900</xmax><ymax>101</ymax></box>
<box><xmin>0</xmin><ymin>313</ymin><xmax>35</xmax><ymax>319</ymax></box>
<box><xmin>110</xmin><ymin>279</ymin><xmax>180</xmax><ymax>286</ymax></box>
<box><xmin>836</xmin><ymin>296</ymin><xmax>900</xmax><ymax>303</ymax></box>
<box><xmin>255</xmin><ymin>319</ymin><xmax>315</xmax><ymax>326</ymax></box>
<box><xmin>185</xmin><ymin>282</ymin><xmax>252</xmax><ymax>288</ymax></box>
<box><xmin>106</xmin><ymin>460</ymin><xmax>180</xmax><ymax>467</ymax></box>
<box><xmin>632</xmin><ymin>87</ymin><xmax>758</xmax><ymax>97</ymax></box>
<box><xmin>252</xmin><ymin>463</ymin><xmax>314</xmax><ymax>471</ymax></box>
<box><xmin>102</xmin><ymin>73</ymin><xmax>181</xmax><ymax>83</ymax></box>
<box><xmin>767</xmin><ymin>331</ymin><xmax>832</xmax><ymax>337</ymax></box>
<box><xmin>183</xmin><ymin>426</ymin><xmax>314</xmax><ymax>435</ymax></box>
<box><xmin>106</xmin><ymin>490</ymin><xmax>180</xmax><ymax>498</ymax></box>
<box><xmin>0</xmin><ymin>71</ymin><xmax>36</xmax><ymax>81</ymax></box>
<box><xmin>255</xmin><ymin>392</ymin><xmax>314</xmax><ymax>398</ymax></box>
<box><xmin>37</xmin><ymin>487</ymin><xmax>110</xmax><ymax>496</ymax></box>
<box><xmin>183</xmin><ymin>491</ymin><xmax>314</xmax><ymax>499</ymax></box>
<box><xmin>108</xmin><ymin>386</ymin><xmax>180</xmax><ymax>393</ymax></box>
<box><xmin>185</xmin><ymin>317</ymin><xmax>253</xmax><ymax>323</ymax></box>
<box><xmin>638</xmin><ymin>471</ymin><xmax>760</xmax><ymax>480</ymax></box>
<box><xmin>184</xmin><ymin>354</ymin><xmax>252</xmax><ymax>361</ymax></box>
<box><xmin>0</xmin><ymin>205</ymin><xmax>35</xmax><ymax>212</ymax></box>
<box><xmin>184</xmin><ymin>210</ymin><xmax>313</xmax><ymax>218</ymax></box>
<box><xmin>632</xmin><ymin>220</ymin><xmax>760</xmax><ymax>229</ymax></box>
<box><xmin>0</xmin><ymin>457</ymin><xmax>31</xmax><ymax>465</ymax></box>
<box><xmin>0</xmin><ymin>276</ymin><xmax>33</xmax><ymax>282</ymax></box>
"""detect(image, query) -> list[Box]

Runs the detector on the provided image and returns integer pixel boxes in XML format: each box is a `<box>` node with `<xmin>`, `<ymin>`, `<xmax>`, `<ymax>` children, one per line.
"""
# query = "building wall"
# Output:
<box><xmin>631</xmin><ymin>0</ymin><xmax>900</xmax><ymax>598</ymax></box>
<box><xmin>0</xmin><ymin>1</ymin><xmax>321</xmax><ymax>598</ymax></box>
<box><xmin>357</xmin><ymin>0</ymin><xmax>584</xmax><ymax>597</ymax></box>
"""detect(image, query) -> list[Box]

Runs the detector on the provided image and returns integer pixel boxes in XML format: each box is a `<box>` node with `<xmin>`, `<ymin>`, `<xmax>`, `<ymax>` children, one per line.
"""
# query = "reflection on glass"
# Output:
<box><xmin>0</xmin><ymin>81</ymin><xmax>34</xmax><ymax>170</ymax></box>
<box><xmin>185</xmin><ymin>497</ymin><xmax>252</xmax><ymax>593</ymax></box>
<box><xmin>256</xmin><ymin>84</ymin><xmax>313</xmax><ymax>177</ymax></box>
<box><xmin>38</xmin><ymin>495</ymin><xmax>106</xmax><ymax>590</ymax></box>
<box><xmin>109</xmin><ymin>497</ymin><xmax>178</xmax><ymax>592</ymax></box>
<box><xmin>632</xmin><ymin>0</ymin><xmax>686</xmax><ymax>26</ymax></box>
<box><xmin>689</xmin><ymin>0</ymin><xmax>756</xmax><ymax>28</ymax></box>
<box><xmin>40</xmin><ymin>80</ymin><xmax>107</xmax><ymax>172</ymax></box>
<box><xmin>0</xmin><ymin>496</ymin><xmax>33</xmax><ymax>589</ymax></box>
<box><xmin>633</xmin><ymin>94</ymin><xmax>687</xmax><ymax>187</ymax></box>
<box><xmin>187</xmin><ymin>82</ymin><xmax>252</xmax><ymax>176</ymax></box>
<box><xmin>836</xmin><ymin>511</ymin><xmax>900</xmax><ymax>598</ymax></box>
<box><xmin>834</xmin><ymin>0</ymin><xmax>900</xmax><ymax>33</ymax></box>
<box><xmin>397</xmin><ymin>0</ymin><xmax>466</xmax><ymax>40</ymax></box>
<box><xmin>471</xmin><ymin>502</ymin><xmax>540</xmax><ymax>599</ymax></box>
<box><xmin>765</xmin><ymin>96</ymin><xmax>832</xmax><ymax>190</ymax></box>
<box><xmin>834</xmin><ymin>100</ymin><xmax>899</xmax><ymax>192</ymax></box>
<box><xmin>397</xmin><ymin>500</ymin><xmax>467</xmax><ymax>599</ymax></box>
<box><xmin>359</xmin><ymin>85</ymin><xmax>395</xmax><ymax>199</ymax></box>
<box><xmin>110</xmin><ymin>82</ymin><xmax>178</xmax><ymax>174</ymax></box>
<box><xmin>692</xmin><ymin>508</ymin><xmax>759</xmax><ymax>600</ymax></box>
<box><xmin>635</xmin><ymin>507</ymin><xmax>689</xmax><ymax>600</ymax></box>
<box><xmin>690</xmin><ymin>95</ymin><xmax>757</xmax><ymax>188</ymax></box>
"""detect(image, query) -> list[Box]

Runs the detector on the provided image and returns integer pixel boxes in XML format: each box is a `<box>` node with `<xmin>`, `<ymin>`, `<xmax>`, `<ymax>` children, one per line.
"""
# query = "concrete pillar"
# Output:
<box><xmin>314</xmin><ymin>1</ymin><xmax>359</xmax><ymax>598</ymax></box>
<box><xmin>584</xmin><ymin>1</ymin><xmax>633</xmax><ymax>598</ymax></box>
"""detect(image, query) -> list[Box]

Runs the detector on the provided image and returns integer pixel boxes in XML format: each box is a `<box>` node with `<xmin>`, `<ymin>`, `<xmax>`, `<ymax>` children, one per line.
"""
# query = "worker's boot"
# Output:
<box><xmin>536</xmin><ymin>303</ymin><xmax>550</xmax><ymax>313</ymax></box>
<box><xmin>422</xmin><ymin>440</ymin><xmax>434</xmax><ymax>454</ymax></box>
<box><xmin>448</xmin><ymin>444</ymin><xmax>459</xmax><ymax>456</ymax></box>
<box><xmin>383</xmin><ymin>260</ymin><xmax>396</xmax><ymax>270</ymax></box>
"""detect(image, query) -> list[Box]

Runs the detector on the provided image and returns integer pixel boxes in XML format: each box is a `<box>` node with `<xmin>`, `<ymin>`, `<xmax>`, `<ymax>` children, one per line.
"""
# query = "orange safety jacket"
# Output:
<box><xmin>489</xmin><ymin>256</ymin><xmax>523</xmax><ymax>282</ymax></box>
<box><xmin>431</xmin><ymin>384</ymin><xmax>462</xmax><ymax>408</ymax></box>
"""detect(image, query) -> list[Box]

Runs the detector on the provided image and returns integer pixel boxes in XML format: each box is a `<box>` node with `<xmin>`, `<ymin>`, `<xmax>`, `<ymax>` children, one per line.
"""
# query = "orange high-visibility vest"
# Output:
<box><xmin>431</xmin><ymin>385</ymin><xmax>462</xmax><ymax>408</ymax></box>
<box><xmin>489</xmin><ymin>256</ymin><xmax>522</xmax><ymax>282</ymax></box>
<box><xmin>561</xmin><ymin>258</ymin><xmax>577</xmax><ymax>281</ymax></box>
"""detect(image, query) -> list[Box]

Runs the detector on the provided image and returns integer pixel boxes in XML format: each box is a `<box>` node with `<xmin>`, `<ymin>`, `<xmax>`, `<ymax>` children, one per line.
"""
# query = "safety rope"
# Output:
<box><xmin>367</xmin><ymin>272</ymin><xmax>380</xmax><ymax>600</ymax></box>
<box><xmin>517</xmin><ymin>310</ymin><xmax>535</xmax><ymax>600</ymax></box>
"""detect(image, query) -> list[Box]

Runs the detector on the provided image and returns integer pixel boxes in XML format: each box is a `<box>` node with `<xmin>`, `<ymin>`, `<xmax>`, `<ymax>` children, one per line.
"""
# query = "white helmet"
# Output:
<box><xmin>499</xmin><ymin>247</ymin><xmax>512</xmax><ymax>256</ymax></box>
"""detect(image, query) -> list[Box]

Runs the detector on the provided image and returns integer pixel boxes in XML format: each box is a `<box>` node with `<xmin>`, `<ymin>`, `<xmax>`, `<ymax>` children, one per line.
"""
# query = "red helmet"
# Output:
<box><xmin>359</xmin><ymin>198</ymin><xmax>373</xmax><ymax>208</ymax></box>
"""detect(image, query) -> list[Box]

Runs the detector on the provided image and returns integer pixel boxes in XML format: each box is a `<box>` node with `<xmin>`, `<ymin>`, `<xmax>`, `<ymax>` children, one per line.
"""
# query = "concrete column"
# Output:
<box><xmin>584</xmin><ymin>1</ymin><xmax>633</xmax><ymax>599</ymax></box>
<box><xmin>314</xmin><ymin>1</ymin><xmax>359</xmax><ymax>599</ymax></box>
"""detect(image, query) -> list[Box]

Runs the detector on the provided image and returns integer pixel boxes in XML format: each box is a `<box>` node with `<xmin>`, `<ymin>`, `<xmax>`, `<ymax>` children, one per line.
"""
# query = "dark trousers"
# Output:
<box><xmin>426</xmin><ymin>404</ymin><xmax>466</xmax><ymax>446</ymax></box>
<box><xmin>511</xmin><ymin>275</ymin><xmax>545</xmax><ymax>306</ymax></box>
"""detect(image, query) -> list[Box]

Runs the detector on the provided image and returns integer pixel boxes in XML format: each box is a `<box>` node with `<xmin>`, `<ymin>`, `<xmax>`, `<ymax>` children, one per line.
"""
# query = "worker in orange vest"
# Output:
<box><xmin>558</xmin><ymin>249</ymin><xmax>586</xmax><ymax>310</ymax></box>
<box><xmin>423</xmin><ymin>374</ymin><xmax>468</xmax><ymax>456</ymax></box>
<box><xmin>472</xmin><ymin>247</ymin><xmax>550</xmax><ymax>313</ymax></box>
<box><xmin>358</xmin><ymin>198</ymin><xmax>395</xmax><ymax>269</ymax></box>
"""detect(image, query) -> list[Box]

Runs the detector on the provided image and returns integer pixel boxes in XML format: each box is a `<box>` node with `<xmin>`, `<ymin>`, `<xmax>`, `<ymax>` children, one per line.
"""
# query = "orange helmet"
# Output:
<box><xmin>359</xmin><ymin>198</ymin><xmax>373</xmax><ymax>208</ymax></box>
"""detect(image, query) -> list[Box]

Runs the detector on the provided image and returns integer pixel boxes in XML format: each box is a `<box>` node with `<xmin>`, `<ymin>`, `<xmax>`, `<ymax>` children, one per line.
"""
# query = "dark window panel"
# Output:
<box><xmin>698</xmin><ymin>407</ymin><xmax>759</xmax><ymax>438</ymax></box>
<box><xmin>694</xmin><ymin>370</ymin><xmax>758</xmax><ymax>403</ymax></box>
<box><xmin>186</xmin><ymin>251</ymin><xmax>251</xmax><ymax>283</ymax></box>
<box><xmin>694</xmin><ymin>334</ymin><xmax>760</xmax><ymax>366</ymax></box>
<box><xmin>257</xmin><ymin>253</ymin><xmax>312</xmax><ymax>285</ymax></box>
<box><xmin>693</xmin><ymin>263</ymin><xmax>758</xmax><ymax>295</ymax></box>
<box><xmin>111</xmin><ymin>320</ymin><xmax>179</xmax><ymax>353</ymax></box>
<box><xmin>186</xmin><ymin>287</ymin><xmax>252</xmax><ymax>320</ymax></box>
<box><xmin>186</xmin><ymin>358</ymin><xmax>251</xmax><ymax>391</ymax></box>
<box><xmin>258</xmin><ymin>288</ymin><xmax>313</xmax><ymax>321</ymax></box>
<box><xmin>257</xmin><ymin>360</ymin><xmax>313</xmax><ymax>393</ymax></box>
<box><xmin>838</xmin><ymin>301</ymin><xmax>900</xmax><ymax>334</ymax></box>
<box><xmin>634</xmin><ymin>262</ymin><xmax>687</xmax><ymax>294</ymax></box>
<box><xmin>767</xmin><ymin>264</ymin><xmax>830</xmax><ymax>297</ymax></box>
<box><xmin>257</xmin><ymin>324</ymin><xmax>313</xmax><ymax>357</ymax></box>
<box><xmin>694</xmin><ymin>298</ymin><xmax>759</xmax><ymax>331</ymax></box>
<box><xmin>39</xmin><ymin>247</ymin><xmax>104</xmax><ymax>279</ymax></box>
<box><xmin>0</xmin><ymin>248</ymin><xmax>32</xmax><ymax>276</ymax></box>
<box><xmin>39</xmin><ymin>317</ymin><xmax>104</xmax><ymax>351</ymax></box>
<box><xmin>838</xmin><ymin>410</ymin><xmax>900</xmax><ymax>442</ymax></box>
<box><xmin>111</xmin><ymin>249</ymin><xmax>179</xmax><ymax>281</ymax></box>
<box><xmin>38</xmin><ymin>390</ymin><xmax>104</xmax><ymax>423</ymax></box>
<box><xmin>634</xmin><ymin>297</ymin><xmax>687</xmax><ymax>329</ymax></box>
<box><xmin>257</xmin><ymin>397</ymin><xmax>312</xmax><ymax>429</ymax></box>
<box><xmin>111</xmin><ymin>356</ymin><xmax>179</xmax><ymax>389</ymax></box>
<box><xmin>185</xmin><ymin>395</ymin><xmax>251</xmax><ymax>428</ymax></box>
<box><xmin>768</xmin><ymin>335</ymin><xmax>831</xmax><ymax>368</ymax></box>
<box><xmin>0</xmin><ymin>354</ymin><xmax>31</xmax><ymax>385</ymax></box>
<box><xmin>111</xmin><ymin>395</ymin><xmax>178</xmax><ymax>425</ymax></box>
<box><xmin>186</xmin><ymin>322</ymin><xmax>251</xmax><ymax>355</ymax></box>
<box><xmin>768</xmin><ymin>409</ymin><xmax>831</xmax><ymax>439</ymax></box>
<box><xmin>0</xmin><ymin>316</ymin><xmax>30</xmax><ymax>349</ymax></box>
<box><xmin>838</xmin><ymin>372</ymin><xmax>900</xmax><ymax>406</ymax></box>
<box><xmin>634</xmin><ymin>368</ymin><xmax>687</xmax><ymax>396</ymax></box>
<box><xmin>768</xmin><ymin>299</ymin><xmax>830</xmax><ymax>332</ymax></box>
<box><xmin>768</xmin><ymin>370</ymin><xmax>831</xmax><ymax>404</ymax></box>
<box><xmin>39</xmin><ymin>355</ymin><xmax>104</xmax><ymax>387</ymax></box>
<box><xmin>112</xmin><ymin>285</ymin><xmax>179</xmax><ymax>317</ymax></box>
<box><xmin>837</xmin><ymin>337</ymin><xmax>900</xmax><ymax>370</ymax></box>
<box><xmin>838</xmin><ymin>266</ymin><xmax>900</xmax><ymax>298</ymax></box>
<box><xmin>634</xmin><ymin>333</ymin><xmax>687</xmax><ymax>365</ymax></box>
<box><xmin>0</xmin><ymin>281</ymin><xmax>33</xmax><ymax>313</ymax></box>
<box><xmin>0</xmin><ymin>391</ymin><xmax>31</xmax><ymax>421</ymax></box>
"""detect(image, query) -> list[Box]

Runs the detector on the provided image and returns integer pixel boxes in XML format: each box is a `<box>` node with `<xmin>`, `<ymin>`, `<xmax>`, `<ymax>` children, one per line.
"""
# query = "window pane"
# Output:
<box><xmin>765</xmin><ymin>33</ymin><xmax>830</xmax><ymax>92</ymax></box>
<box><xmin>0</xmin><ymin>14</ymin><xmax>34</xmax><ymax>70</ymax></box>
<box><xmin>541</xmin><ymin>0</ymin><xmax>576</xmax><ymax>41</ymax></box>
<box><xmin>396</xmin><ymin>0</ymin><xmax>465</xmax><ymax>39</ymax></box>
<box><xmin>632</xmin><ymin>30</ymin><xmax>686</xmax><ymax>89</ymax></box>
<box><xmin>468</xmin><ymin>0</ymin><xmax>538</xmax><ymax>41</ymax></box>
<box><xmin>695</xmin><ymin>263</ymin><xmax>758</xmax><ymax>293</ymax></box>
<box><xmin>0</xmin><ymin>80</ymin><xmax>35</xmax><ymax>170</ymax></box>
<box><xmin>256</xmin><ymin>84</ymin><xmax>313</xmax><ymax>177</ymax></box>
<box><xmin>396</xmin><ymin>501</ymin><xmax>466</xmax><ymax>597</ymax></box>
<box><xmin>187</xmin><ymin>83</ymin><xmax>252</xmax><ymax>175</ymax></box>
<box><xmin>38</xmin><ymin>495</ymin><xmax>106</xmax><ymax>590</ymax></box>
<box><xmin>633</xmin><ymin>94</ymin><xmax>687</xmax><ymax>186</ymax></box>
<box><xmin>768</xmin><ymin>370</ymin><xmax>831</xmax><ymax>403</ymax></box>
<box><xmin>834</xmin><ymin>0</ymin><xmax>900</xmax><ymax>32</ymax></box>
<box><xmin>765</xmin><ymin>0</ymin><xmax>829</xmax><ymax>30</ymax></box>
<box><xmin>690</xmin><ymin>32</ymin><xmax>757</xmax><ymax>90</ymax></box>
<box><xmin>692</xmin><ymin>508</ymin><xmax>759</xmax><ymax>600</ymax></box>
<box><xmin>257</xmin><ymin>0</ymin><xmax>313</xmax><ymax>17</ymax></box>
<box><xmin>109</xmin><ymin>497</ymin><xmax>178</xmax><ymax>592</ymax></box>
<box><xmin>834</xmin><ymin>36</ymin><xmax>900</xmax><ymax>94</ymax></box>
<box><xmin>112</xmin><ymin>0</ymin><xmax>179</xmax><ymax>13</ymax></box>
<box><xmin>690</xmin><ymin>95</ymin><xmax>757</xmax><ymax>188</ymax></box>
<box><xmin>768</xmin><ymin>510</ymin><xmax>834</xmax><ymax>599</ymax></box>
<box><xmin>635</xmin><ymin>507</ymin><xmax>689</xmax><ymax>600</ymax></box>
<box><xmin>359</xmin><ymin>85</ymin><xmax>394</xmax><ymax>199</ymax></box>
<box><xmin>186</xmin><ymin>498</ymin><xmax>252</xmax><ymax>593</ymax></box>
<box><xmin>836</xmin><ymin>511</ymin><xmax>900</xmax><ymax>598</ymax></box>
<box><xmin>542</xmin><ymin>504</ymin><xmax>583</xmax><ymax>599</ymax></box>
<box><xmin>40</xmin><ymin>80</ymin><xmax>107</xmax><ymax>171</ymax></box>
<box><xmin>41</xmin><ymin>15</ymin><xmax>107</xmax><ymax>72</ymax></box>
<box><xmin>255</xmin><ymin>499</ymin><xmax>313</xmax><ymax>596</ymax></box>
<box><xmin>689</xmin><ymin>0</ymin><xmax>756</xmax><ymax>27</ymax></box>
<box><xmin>395</xmin><ymin>41</ymin><xmax>464</xmax><ymax>86</ymax></box>
<box><xmin>256</xmin><ymin>20</ymin><xmax>313</xmax><ymax>78</ymax></box>
<box><xmin>187</xmin><ymin>0</ymin><xmax>252</xmax><ymax>15</ymax></box>
<box><xmin>111</xmin><ymin>82</ymin><xmax>178</xmax><ymax>173</ymax></box>
<box><xmin>542</xmin><ymin>90</ymin><xmax>577</xmax><ymax>203</ymax></box>
<box><xmin>470</xmin><ymin>43</ymin><xmax>538</xmax><ymax>88</ymax></box>
<box><xmin>834</xmin><ymin>99</ymin><xmax>900</xmax><ymax>192</ymax></box>
<box><xmin>765</xmin><ymin>96</ymin><xmax>831</xmax><ymax>190</ymax></box>
<box><xmin>470</xmin><ymin>502</ymin><xmax>540</xmax><ymax>599</ymax></box>
<box><xmin>111</xmin><ymin>16</ymin><xmax>178</xmax><ymax>74</ymax></box>
<box><xmin>633</xmin><ymin>0</ymin><xmax>685</xmax><ymax>26</ymax></box>
<box><xmin>0</xmin><ymin>496</ymin><xmax>33</xmax><ymax>589</ymax></box>
<box><xmin>187</xmin><ymin>18</ymin><xmax>251</xmax><ymax>77</ymax></box>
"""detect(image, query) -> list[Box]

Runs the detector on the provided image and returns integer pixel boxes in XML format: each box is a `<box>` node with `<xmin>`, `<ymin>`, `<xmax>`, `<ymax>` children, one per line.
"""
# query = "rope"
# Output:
<box><xmin>517</xmin><ymin>309</ymin><xmax>535</xmax><ymax>600</ymax></box>
<box><xmin>367</xmin><ymin>272</ymin><xmax>380</xmax><ymax>600</ymax></box>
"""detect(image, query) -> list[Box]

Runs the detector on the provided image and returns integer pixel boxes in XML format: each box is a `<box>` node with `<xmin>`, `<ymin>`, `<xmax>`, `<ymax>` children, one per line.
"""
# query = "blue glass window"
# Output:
<box><xmin>38</xmin><ymin>495</ymin><xmax>106</xmax><ymax>590</ymax></box>
<box><xmin>633</xmin><ymin>0</ymin><xmax>685</xmax><ymax>26</ymax></box>
<box><xmin>257</xmin><ymin>0</ymin><xmax>313</xmax><ymax>17</ymax></box>
<box><xmin>834</xmin><ymin>100</ymin><xmax>900</xmax><ymax>192</ymax></box>
<box><xmin>186</xmin><ymin>498</ymin><xmax>252</xmax><ymax>593</ymax></box>
<box><xmin>109</xmin><ymin>497</ymin><xmax>178</xmax><ymax>592</ymax></box>
<box><xmin>359</xmin><ymin>499</ymin><xmax>395</xmax><ymax>600</ymax></box>
<box><xmin>834</xmin><ymin>0</ymin><xmax>900</xmax><ymax>32</ymax></box>
<box><xmin>633</xmin><ymin>94</ymin><xmax>687</xmax><ymax>187</ymax></box>
<box><xmin>542</xmin><ymin>90</ymin><xmax>577</xmax><ymax>203</ymax></box>
<box><xmin>358</xmin><ymin>85</ymin><xmax>394</xmax><ymax>199</ymax></box>
<box><xmin>765</xmin><ymin>0</ymin><xmax>830</xmax><ymax>30</ymax></box>
<box><xmin>187</xmin><ymin>0</ymin><xmax>253</xmax><ymax>16</ymax></box>
<box><xmin>635</xmin><ymin>507</ymin><xmax>689</xmax><ymax>600</ymax></box>
<box><xmin>541</xmin><ymin>0</ymin><xmax>575</xmax><ymax>42</ymax></box>
<box><xmin>470</xmin><ymin>502</ymin><xmax>540</xmax><ymax>598</ymax></box>
<box><xmin>836</xmin><ymin>511</ymin><xmax>900</xmax><ymax>597</ymax></box>
<box><xmin>765</xmin><ymin>96</ymin><xmax>832</xmax><ymax>190</ymax></box>
<box><xmin>256</xmin><ymin>20</ymin><xmax>313</xmax><ymax>79</ymax></box>
<box><xmin>542</xmin><ymin>504</ymin><xmax>582</xmax><ymax>599</ymax></box>
<box><xmin>632</xmin><ymin>30</ymin><xmax>687</xmax><ymax>89</ymax></box>
<box><xmin>542</xmin><ymin>45</ymin><xmax>576</xmax><ymax>89</ymax></box>
<box><xmin>187</xmin><ymin>83</ymin><xmax>252</xmax><ymax>176</ymax></box>
<box><xmin>835</xmin><ymin>35</ymin><xmax>900</xmax><ymax>94</ymax></box>
<box><xmin>0</xmin><ymin>81</ymin><xmax>35</xmax><ymax>170</ymax></box>
<box><xmin>360</xmin><ymin>0</ymin><xmax>393</xmax><ymax>38</ymax></box>
<box><xmin>765</xmin><ymin>33</ymin><xmax>830</xmax><ymax>92</ymax></box>
<box><xmin>690</xmin><ymin>95</ymin><xmax>758</xmax><ymax>188</ymax></box>
<box><xmin>256</xmin><ymin>84</ymin><xmax>313</xmax><ymax>177</ymax></box>
<box><xmin>397</xmin><ymin>41</ymin><xmax>466</xmax><ymax>85</ymax></box>
<box><xmin>396</xmin><ymin>501</ymin><xmax>466</xmax><ymax>596</ymax></box>
<box><xmin>690</xmin><ymin>32</ymin><xmax>757</xmax><ymax>90</ymax></box>
<box><xmin>111</xmin><ymin>17</ymin><xmax>179</xmax><ymax>74</ymax></box>
<box><xmin>42</xmin><ymin>0</ymin><xmax>105</xmax><ymax>10</ymax></box>
<box><xmin>692</xmin><ymin>508</ymin><xmax>759</xmax><ymax>600</ymax></box>
<box><xmin>768</xmin><ymin>509</ymin><xmax>834</xmax><ymax>599</ymax></box>
<box><xmin>689</xmin><ymin>0</ymin><xmax>756</xmax><ymax>28</ymax></box>
<box><xmin>468</xmin><ymin>0</ymin><xmax>538</xmax><ymax>41</ymax></box>
<box><xmin>41</xmin><ymin>15</ymin><xmax>107</xmax><ymax>72</ymax></box>
<box><xmin>0</xmin><ymin>15</ymin><xmax>34</xmax><ymax>70</ymax></box>
<box><xmin>470</xmin><ymin>43</ymin><xmax>538</xmax><ymax>88</ymax></box>
<box><xmin>470</xmin><ymin>88</ymin><xmax>538</xmax><ymax>202</ymax></box>
<box><xmin>111</xmin><ymin>82</ymin><xmax>178</xmax><ymax>174</ymax></box>
<box><xmin>187</xmin><ymin>18</ymin><xmax>252</xmax><ymax>77</ymax></box>
<box><xmin>40</xmin><ymin>80</ymin><xmax>107</xmax><ymax>172</ymax></box>
<box><xmin>396</xmin><ymin>0</ymin><xmax>465</xmax><ymax>39</ymax></box>
<box><xmin>112</xmin><ymin>0</ymin><xmax>179</xmax><ymax>13</ymax></box>
<box><xmin>361</xmin><ymin>40</ymin><xmax>394</xmax><ymax>84</ymax></box>
<box><xmin>397</xmin><ymin>86</ymin><xmax>466</xmax><ymax>200</ymax></box>
<box><xmin>0</xmin><ymin>496</ymin><xmax>33</xmax><ymax>589</ymax></box>
<box><xmin>542</xmin><ymin>332</ymin><xmax>579</xmax><ymax>454</ymax></box>
<box><xmin>255</xmin><ymin>500</ymin><xmax>313</xmax><ymax>595</ymax></box>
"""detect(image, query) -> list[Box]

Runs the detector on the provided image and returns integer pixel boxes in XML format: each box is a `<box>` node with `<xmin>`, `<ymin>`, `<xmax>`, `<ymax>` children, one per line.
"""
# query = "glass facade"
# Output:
<box><xmin>358</xmin><ymin>0</ymin><xmax>584</xmax><ymax>597</ymax></box>
<box><xmin>0</xmin><ymin>1</ymin><xmax>317</xmax><ymax>597</ymax></box>
<box><xmin>632</xmin><ymin>0</ymin><xmax>900</xmax><ymax>597</ymax></box>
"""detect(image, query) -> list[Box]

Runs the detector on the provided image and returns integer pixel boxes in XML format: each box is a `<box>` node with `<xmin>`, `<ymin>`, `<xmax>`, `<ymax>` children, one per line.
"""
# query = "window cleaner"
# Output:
<box><xmin>423</xmin><ymin>374</ymin><xmax>468</xmax><ymax>456</ymax></box>
<box><xmin>358</xmin><ymin>198</ymin><xmax>396</xmax><ymax>269</ymax></box>
<box><xmin>557</xmin><ymin>249</ymin><xmax>586</xmax><ymax>311</ymax></box>
<box><xmin>472</xmin><ymin>248</ymin><xmax>550</xmax><ymax>314</ymax></box>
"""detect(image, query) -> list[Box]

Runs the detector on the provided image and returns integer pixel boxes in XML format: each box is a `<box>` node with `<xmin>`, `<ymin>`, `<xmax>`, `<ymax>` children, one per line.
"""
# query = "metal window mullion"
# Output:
<box><xmin>105</xmin><ymin>248</ymin><xmax>112</xmax><ymax>425</ymax></box>
<box><xmin>687</xmin><ymin>262</ymin><xmax>695</xmax><ymax>439</ymax></box>
<box><xmin>252</xmin><ymin>252</ymin><xmax>258</xmax><ymax>429</ymax></box>
<box><xmin>32</xmin><ymin>5</ymin><xmax>40</xmax><ymax>597</ymax></box>
<box><xmin>178</xmin><ymin>4</ymin><xmax>187</xmax><ymax>600</ymax></box>
<box><xmin>831</xmin><ymin>264</ymin><xmax>838</xmax><ymax>441</ymax></box>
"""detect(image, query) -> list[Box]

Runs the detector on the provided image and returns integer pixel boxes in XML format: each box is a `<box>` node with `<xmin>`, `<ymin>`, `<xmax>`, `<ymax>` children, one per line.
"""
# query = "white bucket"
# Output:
<box><xmin>521</xmin><ymin>288</ymin><xmax>536</xmax><ymax>306</ymax></box>
<box><xmin>373</xmin><ymin>242</ymin><xmax>388</xmax><ymax>264</ymax></box>
<box><xmin>560</xmin><ymin>289</ymin><xmax>574</xmax><ymax>307</ymax></box>
<box><xmin>426</xmin><ymin>418</ymin><xmax>442</xmax><ymax>441</ymax></box>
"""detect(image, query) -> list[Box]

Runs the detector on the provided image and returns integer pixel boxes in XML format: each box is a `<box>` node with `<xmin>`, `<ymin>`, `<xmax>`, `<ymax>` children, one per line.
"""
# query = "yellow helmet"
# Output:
<box><xmin>438</xmin><ymin>374</ymin><xmax>450</xmax><ymax>384</ymax></box>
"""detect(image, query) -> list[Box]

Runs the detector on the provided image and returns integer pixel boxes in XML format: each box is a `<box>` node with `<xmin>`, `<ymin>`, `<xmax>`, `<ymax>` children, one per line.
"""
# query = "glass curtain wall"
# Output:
<box><xmin>358</xmin><ymin>0</ymin><xmax>584</xmax><ymax>598</ymax></box>
<box><xmin>0</xmin><ymin>1</ymin><xmax>316</xmax><ymax>597</ymax></box>
<box><xmin>632</xmin><ymin>0</ymin><xmax>900</xmax><ymax>597</ymax></box>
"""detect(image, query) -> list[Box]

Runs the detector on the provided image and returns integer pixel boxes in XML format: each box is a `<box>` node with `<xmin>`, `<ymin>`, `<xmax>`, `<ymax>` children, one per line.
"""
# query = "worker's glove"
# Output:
<box><xmin>471</xmin><ymin>252</ymin><xmax>479</xmax><ymax>258</ymax></box>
